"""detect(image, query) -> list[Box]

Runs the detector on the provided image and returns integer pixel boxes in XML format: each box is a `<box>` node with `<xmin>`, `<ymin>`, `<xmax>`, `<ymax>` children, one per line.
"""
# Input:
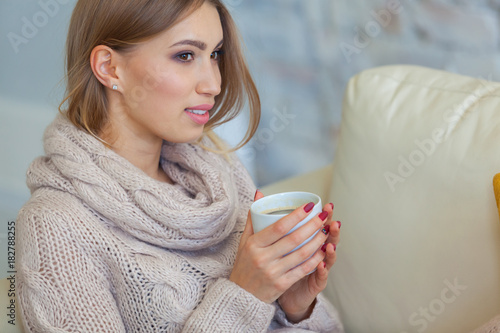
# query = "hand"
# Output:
<box><xmin>229</xmin><ymin>190</ymin><xmax>332</xmax><ymax>304</ymax></box>
<box><xmin>277</xmin><ymin>202</ymin><xmax>340</xmax><ymax>323</ymax></box>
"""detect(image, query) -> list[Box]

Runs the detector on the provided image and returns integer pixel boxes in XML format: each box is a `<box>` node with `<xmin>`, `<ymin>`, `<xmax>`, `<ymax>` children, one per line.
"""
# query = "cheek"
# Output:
<box><xmin>143</xmin><ymin>63</ymin><xmax>191</xmax><ymax>98</ymax></box>
<box><xmin>216</xmin><ymin>66</ymin><xmax>222</xmax><ymax>85</ymax></box>
<box><xmin>128</xmin><ymin>62</ymin><xmax>190</xmax><ymax>103</ymax></box>
<box><xmin>153</xmin><ymin>73</ymin><xmax>190</xmax><ymax>99</ymax></box>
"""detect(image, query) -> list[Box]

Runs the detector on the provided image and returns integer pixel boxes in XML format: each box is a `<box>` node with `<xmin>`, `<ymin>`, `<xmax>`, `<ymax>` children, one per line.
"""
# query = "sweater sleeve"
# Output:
<box><xmin>270</xmin><ymin>294</ymin><xmax>344</xmax><ymax>332</ymax></box>
<box><xmin>17</xmin><ymin>199</ymin><xmax>127</xmax><ymax>332</ymax></box>
<box><xmin>182</xmin><ymin>278</ymin><xmax>276</xmax><ymax>332</ymax></box>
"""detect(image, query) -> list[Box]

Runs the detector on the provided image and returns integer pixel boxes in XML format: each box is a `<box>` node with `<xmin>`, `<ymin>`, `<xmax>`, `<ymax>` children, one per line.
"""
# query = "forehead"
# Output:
<box><xmin>153</xmin><ymin>3</ymin><xmax>223</xmax><ymax>47</ymax></box>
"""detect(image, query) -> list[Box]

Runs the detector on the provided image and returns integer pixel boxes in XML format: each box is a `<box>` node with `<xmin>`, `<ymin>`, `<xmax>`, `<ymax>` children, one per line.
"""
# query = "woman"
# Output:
<box><xmin>16</xmin><ymin>0</ymin><xmax>343</xmax><ymax>331</ymax></box>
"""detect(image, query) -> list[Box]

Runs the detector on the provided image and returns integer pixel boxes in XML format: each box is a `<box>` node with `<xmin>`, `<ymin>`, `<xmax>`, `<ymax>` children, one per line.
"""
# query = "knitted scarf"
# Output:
<box><xmin>26</xmin><ymin>115</ymin><xmax>243</xmax><ymax>251</ymax></box>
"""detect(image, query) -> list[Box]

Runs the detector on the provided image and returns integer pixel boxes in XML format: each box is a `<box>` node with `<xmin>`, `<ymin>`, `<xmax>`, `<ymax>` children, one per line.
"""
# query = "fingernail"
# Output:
<box><xmin>321</xmin><ymin>224</ymin><xmax>330</xmax><ymax>235</ymax></box>
<box><xmin>333</xmin><ymin>244</ymin><xmax>337</xmax><ymax>251</ymax></box>
<box><xmin>254</xmin><ymin>190</ymin><xmax>260</xmax><ymax>201</ymax></box>
<box><xmin>319</xmin><ymin>211</ymin><xmax>328</xmax><ymax>221</ymax></box>
<box><xmin>323</xmin><ymin>262</ymin><xmax>326</xmax><ymax>269</ymax></box>
<box><xmin>304</xmin><ymin>202</ymin><xmax>315</xmax><ymax>213</ymax></box>
<box><xmin>321</xmin><ymin>244</ymin><xmax>327</xmax><ymax>252</ymax></box>
<box><xmin>337</xmin><ymin>221</ymin><xmax>341</xmax><ymax>229</ymax></box>
<box><xmin>329</xmin><ymin>203</ymin><xmax>334</xmax><ymax>210</ymax></box>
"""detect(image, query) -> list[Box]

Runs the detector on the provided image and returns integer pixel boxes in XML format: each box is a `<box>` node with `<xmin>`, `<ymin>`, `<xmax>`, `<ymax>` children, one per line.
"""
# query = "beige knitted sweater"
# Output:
<box><xmin>17</xmin><ymin>115</ymin><xmax>343</xmax><ymax>333</ymax></box>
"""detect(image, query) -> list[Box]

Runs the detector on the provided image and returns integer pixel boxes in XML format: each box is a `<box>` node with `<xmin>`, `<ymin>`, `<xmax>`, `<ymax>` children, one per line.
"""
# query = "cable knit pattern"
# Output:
<box><xmin>16</xmin><ymin>115</ymin><xmax>343</xmax><ymax>332</ymax></box>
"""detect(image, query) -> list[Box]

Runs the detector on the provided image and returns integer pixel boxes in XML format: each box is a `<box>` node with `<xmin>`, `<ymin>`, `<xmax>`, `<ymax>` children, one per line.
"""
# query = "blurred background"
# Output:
<box><xmin>1</xmin><ymin>0</ymin><xmax>500</xmax><ymax>276</ymax></box>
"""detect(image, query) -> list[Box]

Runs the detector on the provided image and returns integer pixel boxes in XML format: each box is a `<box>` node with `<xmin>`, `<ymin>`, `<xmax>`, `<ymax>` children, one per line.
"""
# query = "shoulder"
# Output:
<box><xmin>17</xmin><ymin>188</ymin><xmax>117</xmax><ymax>273</ymax></box>
<box><xmin>18</xmin><ymin>188</ymin><xmax>88</xmax><ymax>224</ymax></box>
<box><xmin>16</xmin><ymin>189</ymin><xmax>90</xmax><ymax>272</ymax></box>
<box><xmin>17</xmin><ymin>188</ymin><xmax>98</xmax><ymax>247</ymax></box>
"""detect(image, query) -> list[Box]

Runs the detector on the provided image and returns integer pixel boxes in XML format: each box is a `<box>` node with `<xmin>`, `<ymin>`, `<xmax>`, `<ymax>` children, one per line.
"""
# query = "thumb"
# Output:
<box><xmin>239</xmin><ymin>211</ymin><xmax>254</xmax><ymax>250</ymax></box>
<box><xmin>239</xmin><ymin>190</ymin><xmax>264</xmax><ymax>249</ymax></box>
<box><xmin>254</xmin><ymin>189</ymin><xmax>264</xmax><ymax>201</ymax></box>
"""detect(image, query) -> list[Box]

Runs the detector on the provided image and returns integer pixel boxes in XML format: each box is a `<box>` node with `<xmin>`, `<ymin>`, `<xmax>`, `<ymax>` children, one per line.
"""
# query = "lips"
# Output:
<box><xmin>184</xmin><ymin>104</ymin><xmax>213</xmax><ymax>125</ymax></box>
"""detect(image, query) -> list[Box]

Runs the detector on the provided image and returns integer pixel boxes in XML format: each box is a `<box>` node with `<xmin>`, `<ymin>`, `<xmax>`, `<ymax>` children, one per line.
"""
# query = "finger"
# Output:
<box><xmin>310</xmin><ymin>244</ymin><xmax>336</xmax><ymax>290</ymax></box>
<box><xmin>323</xmin><ymin>202</ymin><xmax>334</xmax><ymax>219</ymax></box>
<box><xmin>320</xmin><ymin>202</ymin><xmax>334</xmax><ymax>225</ymax></box>
<box><xmin>327</xmin><ymin>220</ymin><xmax>341</xmax><ymax>246</ymax></box>
<box><xmin>255</xmin><ymin>189</ymin><xmax>265</xmax><ymax>201</ymax></box>
<box><xmin>321</xmin><ymin>204</ymin><xmax>334</xmax><ymax>242</ymax></box>
<box><xmin>273</xmin><ymin>210</ymin><xmax>329</xmax><ymax>257</ymax></box>
<box><xmin>324</xmin><ymin>243</ymin><xmax>337</xmax><ymax>271</ymax></box>
<box><xmin>276</xmin><ymin>217</ymin><xmax>329</xmax><ymax>273</ymax></box>
<box><xmin>239</xmin><ymin>190</ymin><xmax>264</xmax><ymax>250</ymax></box>
<box><xmin>314</xmin><ymin>260</ymin><xmax>329</xmax><ymax>286</ymax></box>
<box><xmin>308</xmin><ymin>259</ymin><xmax>330</xmax><ymax>293</ymax></box>
<box><xmin>239</xmin><ymin>211</ymin><xmax>255</xmax><ymax>251</ymax></box>
<box><xmin>254</xmin><ymin>201</ymin><xmax>318</xmax><ymax>246</ymax></box>
<box><xmin>283</xmin><ymin>246</ymin><xmax>326</xmax><ymax>282</ymax></box>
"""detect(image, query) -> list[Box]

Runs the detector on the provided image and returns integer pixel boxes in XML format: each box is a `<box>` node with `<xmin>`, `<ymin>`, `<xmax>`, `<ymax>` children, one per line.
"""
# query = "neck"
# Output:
<box><xmin>100</xmin><ymin>118</ymin><xmax>173</xmax><ymax>184</ymax></box>
<box><xmin>113</xmin><ymin>140</ymin><xmax>171</xmax><ymax>183</ymax></box>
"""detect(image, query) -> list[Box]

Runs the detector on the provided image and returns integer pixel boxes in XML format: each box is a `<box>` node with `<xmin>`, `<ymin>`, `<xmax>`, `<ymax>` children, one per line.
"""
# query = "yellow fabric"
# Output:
<box><xmin>494</xmin><ymin>173</ymin><xmax>500</xmax><ymax>220</ymax></box>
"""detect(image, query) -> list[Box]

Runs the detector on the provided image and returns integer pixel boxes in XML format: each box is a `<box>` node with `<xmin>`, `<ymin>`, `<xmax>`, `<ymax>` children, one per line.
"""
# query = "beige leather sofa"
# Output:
<box><xmin>3</xmin><ymin>65</ymin><xmax>500</xmax><ymax>332</ymax></box>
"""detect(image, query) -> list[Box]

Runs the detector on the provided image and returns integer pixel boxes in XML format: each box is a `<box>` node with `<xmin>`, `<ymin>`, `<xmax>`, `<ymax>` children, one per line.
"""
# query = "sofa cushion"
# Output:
<box><xmin>324</xmin><ymin>65</ymin><xmax>500</xmax><ymax>333</ymax></box>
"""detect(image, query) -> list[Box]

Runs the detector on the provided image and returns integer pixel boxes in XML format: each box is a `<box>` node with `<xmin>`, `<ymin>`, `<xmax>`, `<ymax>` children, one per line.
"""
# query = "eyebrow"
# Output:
<box><xmin>170</xmin><ymin>39</ymin><xmax>224</xmax><ymax>51</ymax></box>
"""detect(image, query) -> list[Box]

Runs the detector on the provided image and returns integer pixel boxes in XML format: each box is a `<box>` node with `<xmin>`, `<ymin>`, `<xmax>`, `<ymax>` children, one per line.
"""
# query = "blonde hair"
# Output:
<box><xmin>60</xmin><ymin>0</ymin><xmax>260</xmax><ymax>151</ymax></box>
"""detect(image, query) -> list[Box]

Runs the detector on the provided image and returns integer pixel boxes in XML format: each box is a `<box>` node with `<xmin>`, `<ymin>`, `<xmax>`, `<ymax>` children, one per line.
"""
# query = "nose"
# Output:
<box><xmin>196</xmin><ymin>61</ymin><xmax>222</xmax><ymax>97</ymax></box>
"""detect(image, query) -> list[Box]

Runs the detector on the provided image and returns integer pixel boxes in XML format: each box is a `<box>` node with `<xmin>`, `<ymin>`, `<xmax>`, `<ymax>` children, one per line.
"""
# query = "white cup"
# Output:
<box><xmin>250</xmin><ymin>191</ymin><xmax>322</xmax><ymax>254</ymax></box>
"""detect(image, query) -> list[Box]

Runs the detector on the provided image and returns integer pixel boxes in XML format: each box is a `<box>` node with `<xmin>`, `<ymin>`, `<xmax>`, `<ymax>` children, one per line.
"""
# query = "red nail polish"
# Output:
<box><xmin>254</xmin><ymin>190</ymin><xmax>259</xmax><ymax>201</ymax></box>
<box><xmin>319</xmin><ymin>211</ymin><xmax>328</xmax><ymax>221</ymax></box>
<box><xmin>337</xmin><ymin>221</ymin><xmax>341</xmax><ymax>229</ymax></box>
<box><xmin>329</xmin><ymin>203</ymin><xmax>334</xmax><ymax>210</ymax></box>
<box><xmin>321</xmin><ymin>244</ymin><xmax>327</xmax><ymax>252</ymax></box>
<box><xmin>333</xmin><ymin>244</ymin><xmax>337</xmax><ymax>251</ymax></box>
<box><xmin>321</xmin><ymin>224</ymin><xmax>330</xmax><ymax>235</ymax></box>
<box><xmin>323</xmin><ymin>262</ymin><xmax>327</xmax><ymax>269</ymax></box>
<box><xmin>304</xmin><ymin>202</ymin><xmax>315</xmax><ymax>213</ymax></box>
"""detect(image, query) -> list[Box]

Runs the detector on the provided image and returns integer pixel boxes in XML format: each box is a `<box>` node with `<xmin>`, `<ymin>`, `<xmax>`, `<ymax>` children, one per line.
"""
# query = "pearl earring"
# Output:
<box><xmin>112</xmin><ymin>84</ymin><xmax>118</xmax><ymax>90</ymax></box>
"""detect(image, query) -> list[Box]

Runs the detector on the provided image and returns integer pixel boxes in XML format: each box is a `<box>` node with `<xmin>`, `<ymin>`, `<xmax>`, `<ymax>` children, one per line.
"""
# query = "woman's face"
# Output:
<box><xmin>113</xmin><ymin>2</ymin><xmax>223</xmax><ymax>144</ymax></box>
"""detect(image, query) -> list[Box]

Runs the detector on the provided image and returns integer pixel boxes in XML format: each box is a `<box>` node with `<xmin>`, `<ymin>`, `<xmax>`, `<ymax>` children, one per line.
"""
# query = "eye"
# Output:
<box><xmin>211</xmin><ymin>49</ymin><xmax>224</xmax><ymax>61</ymax></box>
<box><xmin>176</xmin><ymin>52</ymin><xmax>193</xmax><ymax>62</ymax></box>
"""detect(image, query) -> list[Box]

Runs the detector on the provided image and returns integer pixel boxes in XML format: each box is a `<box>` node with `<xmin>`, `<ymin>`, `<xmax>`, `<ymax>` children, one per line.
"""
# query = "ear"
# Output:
<box><xmin>90</xmin><ymin>45</ymin><xmax>120</xmax><ymax>91</ymax></box>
